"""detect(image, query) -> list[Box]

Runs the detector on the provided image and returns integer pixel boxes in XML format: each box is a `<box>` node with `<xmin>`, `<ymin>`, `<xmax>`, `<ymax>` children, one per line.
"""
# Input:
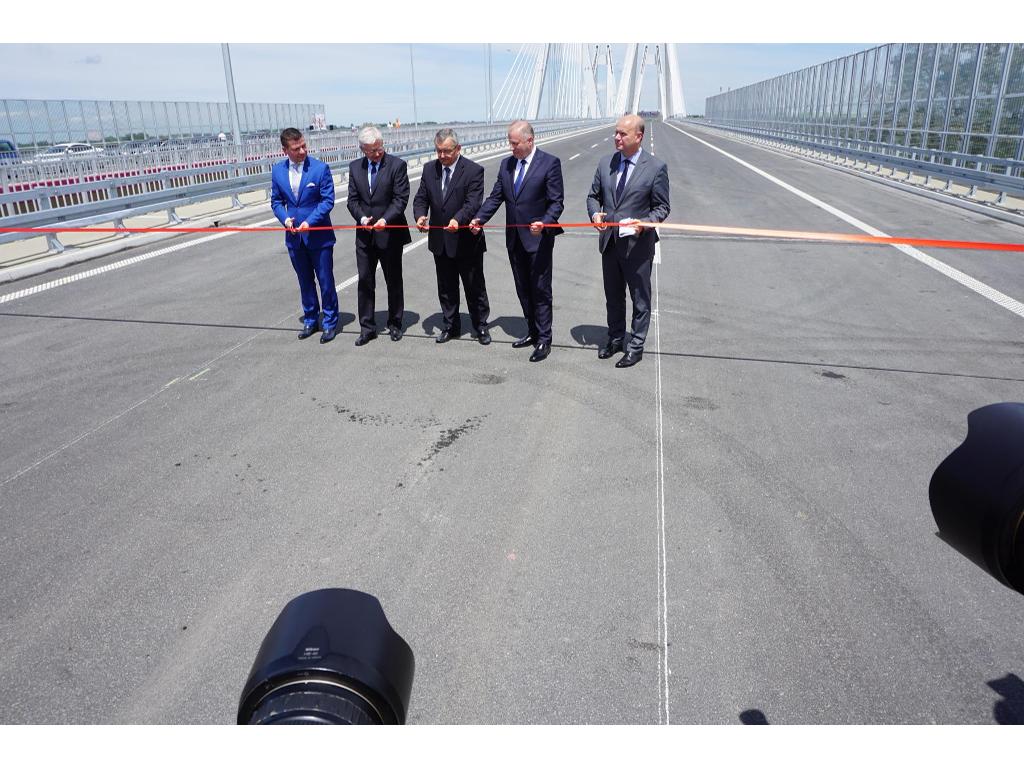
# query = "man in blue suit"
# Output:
<box><xmin>270</xmin><ymin>127</ymin><xmax>339</xmax><ymax>343</ymax></box>
<box><xmin>471</xmin><ymin>120</ymin><xmax>564</xmax><ymax>362</ymax></box>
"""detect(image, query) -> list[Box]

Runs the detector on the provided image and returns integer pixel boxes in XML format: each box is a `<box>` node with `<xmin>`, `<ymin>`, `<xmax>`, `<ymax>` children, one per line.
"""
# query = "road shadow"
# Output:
<box><xmin>375</xmin><ymin>309</ymin><xmax>420</xmax><ymax>332</ymax></box>
<box><xmin>739</xmin><ymin>709</ymin><xmax>770</xmax><ymax>724</ymax></box>
<box><xmin>419</xmin><ymin>311</ymin><xmax>471</xmax><ymax>337</ymax></box>
<box><xmin>988</xmin><ymin>673</ymin><xmax>1024</xmax><ymax>724</ymax></box>
<box><xmin>570</xmin><ymin>324</ymin><xmax>608</xmax><ymax>348</ymax></box>
<box><xmin>3</xmin><ymin>310</ymin><xmax>1021</xmax><ymax>382</ymax></box>
<box><xmin>486</xmin><ymin>315</ymin><xmax>529</xmax><ymax>340</ymax></box>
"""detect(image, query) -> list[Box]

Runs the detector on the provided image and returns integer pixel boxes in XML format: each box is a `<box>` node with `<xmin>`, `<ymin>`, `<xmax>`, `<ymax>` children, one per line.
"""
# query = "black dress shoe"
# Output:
<box><xmin>354</xmin><ymin>331</ymin><xmax>378</xmax><ymax>346</ymax></box>
<box><xmin>436</xmin><ymin>327</ymin><xmax>460</xmax><ymax>344</ymax></box>
<box><xmin>598</xmin><ymin>338</ymin><xmax>624</xmax><ymax>359</ymax></box>
<box><xmin>511</xmin><ymin>335</ymin><xmax>536</xmax><ymax>349</ymax></box>
<box><xmin>319</xmin><ymin>327</ymin><xmax>337</xmax><ymax>344</ymax></box>
<box><xmin>615</xmin><ymin>349</ymin><xmax>643</xmax><ymax>368</ymax></box>
<box><xmin>529</xmin><ymin>343</ymin><xmax>550</xmax><ymax>362</ymax></box>
<box><xmin>389</xmin><ymin>326</ymin><xmax>403</xmax><ymax>341</ymax></box>
<box><xmin>297</xmin><ymin>324</ymin><xmax>320</xmax><ymax>339</ymax></box>
<box><xmin>477</xmin><ymin>328</ymin><xmax>492</xmax><ymax>346</ymax></box>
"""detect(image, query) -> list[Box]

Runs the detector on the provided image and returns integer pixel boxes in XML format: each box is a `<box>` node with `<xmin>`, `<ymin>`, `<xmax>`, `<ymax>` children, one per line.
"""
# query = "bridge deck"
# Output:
<box><xmin>1</xmin><ymin>121</ymin><xmax>1023</xmax><ymax>724</ymax></box>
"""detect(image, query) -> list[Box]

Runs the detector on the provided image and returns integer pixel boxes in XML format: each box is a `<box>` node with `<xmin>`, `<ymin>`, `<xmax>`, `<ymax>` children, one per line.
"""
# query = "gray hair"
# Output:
<box><xmin>357</xmin><ymin>125</ymin><xmax>383</xmax><ymax>146</ymax></box>
<box><xmin>434</xmin><ymin>127</ymin><xmax>460</xmax><ymax>146</ymax></box>
<box><xmin>508</xmin><ymin>120</ymin><xmax>534</xmax><ymax>139</ymax></box>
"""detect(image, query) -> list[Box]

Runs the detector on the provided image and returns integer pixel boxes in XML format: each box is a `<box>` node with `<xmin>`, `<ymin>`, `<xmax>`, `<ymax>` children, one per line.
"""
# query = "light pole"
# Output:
<box><xmin>221</xmin><ymin>43</ymin><xmax>243</xmax><ymax>152</ymax></box>
<box><xmin>486</xmin><ymin>44</ymin><xmax>493</xmax><ymax>124</ymax></box>
<box><xmin>409</xmin><ymin>45</ymin><xmax>419</xmax><ymax>128</ymax></box>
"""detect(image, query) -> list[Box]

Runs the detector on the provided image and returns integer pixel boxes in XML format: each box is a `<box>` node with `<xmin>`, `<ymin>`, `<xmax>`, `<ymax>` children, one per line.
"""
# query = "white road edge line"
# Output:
<box><xmin>0</xmin><ymin>122</ymin><xmax>612</xmax><ymax>306</ymax></box>
<box><xmin>663</xmin><ymin>122</ymin><xmax>1024</xmax><ymax>320</ymax></box>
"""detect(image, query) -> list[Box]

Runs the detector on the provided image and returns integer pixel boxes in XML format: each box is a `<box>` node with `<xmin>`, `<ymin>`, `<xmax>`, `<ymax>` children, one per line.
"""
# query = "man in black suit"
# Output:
<box><xmin>586</xmin><ymin>114</ymin><xmax>670</xmax><ymax>368</ymax></box>
<box><xmin>471</xmin><ymin>120</ymin><xmax>564</xmax><ymax>363</ymax></box>
<box><xmin>347</xmin><ymin>125</ymin><xmax>412</xmax><ymax>345</ymax></box>
<box><xmin>413</xmin><ymin>128</ymin><xmax>491</xmax><ymax>345</ymax></box>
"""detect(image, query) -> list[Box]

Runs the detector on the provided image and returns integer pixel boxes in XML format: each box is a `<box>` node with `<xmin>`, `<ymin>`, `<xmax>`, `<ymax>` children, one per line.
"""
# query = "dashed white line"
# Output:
<box><xmin>188</xmin><ymin>368</ymin><xmax>211</xmax><ymax>382</ymax></box>
<box><xmin>591</xmin><ymin>143</ymin><xmax>599</xmax><ymax>148</ymax></box>
<box><xmin>664</xmin><ymin>121</ymin><xmax>1024</xmax><ymax>321</ymax></box>
<box><xmin>569</xmin><ymin>153</ymin><xmax>581</xmax><ymax>161</ymax></box>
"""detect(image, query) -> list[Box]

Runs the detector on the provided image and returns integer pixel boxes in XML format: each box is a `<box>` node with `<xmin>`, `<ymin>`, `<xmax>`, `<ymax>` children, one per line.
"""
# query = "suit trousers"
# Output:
<box><xmin>602</xmin><ymin>236</ymin><xmax>653</xmax><ymax>353</ymax></box>
<box><xmin>288</xmin><ymin>242</ymin><xmax>339</xmax><ymax>330</ymax></box>
<box><xmin>433</xmin><ymin>246</ymin><xmax>490</xmax><ymax>333</ymax></box>
<box><xmin>356</xmin><ymin>240</ymin><xmax>404</xmax><ymax>332</ymax></box>
<box><xmin>508</xmin><ymin>235</ymin><xmax>554</xmax><ymax>345</ymax></box>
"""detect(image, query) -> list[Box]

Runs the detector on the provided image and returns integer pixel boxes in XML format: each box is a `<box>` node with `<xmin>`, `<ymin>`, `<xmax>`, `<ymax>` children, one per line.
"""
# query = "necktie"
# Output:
<box><xmin>513</xmin><ymin>159</ymin><xmax>527</xmax><ymax>197</ymax></box>
<box><xmin>369</xmin><ymin>162</ymin><xmax>378</xmax><ymax>192</ymax></box>
<box><xmin>615</xmin><ymin>158</ymin><xmax>631</xmax><ymax>204</ymax></box>
<box><xmin>442</xmin><ymin>165</ymin><xmax>451</xmax><ymax>197</ymax></box>
<box><xmin>290</xmin><ymin>162</ymin><xmax>301</xmax><ymax>198</ymax></box>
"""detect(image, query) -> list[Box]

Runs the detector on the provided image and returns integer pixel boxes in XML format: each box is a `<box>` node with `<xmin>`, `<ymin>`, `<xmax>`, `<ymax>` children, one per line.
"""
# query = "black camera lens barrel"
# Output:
<box><xmin>238</xmin><ymin>588</ymin><xmax>415</xmax><ymax>724</ymax></box>
<box><xmin>930</xmin><ymin>402</ymin><xmax>1024</xmax><ymax>595</ymax></box>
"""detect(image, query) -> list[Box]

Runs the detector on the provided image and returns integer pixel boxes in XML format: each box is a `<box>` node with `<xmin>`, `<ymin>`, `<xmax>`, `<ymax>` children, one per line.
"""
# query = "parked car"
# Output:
<box><xmin>0</xmin><ymin>138</ymin><xmax>19</xmax><ymax>165</ymax></box>
<box><xmin>31</xmin><ymin>142</ymin><xmax>104</xmax><ymax>164</ymax></box>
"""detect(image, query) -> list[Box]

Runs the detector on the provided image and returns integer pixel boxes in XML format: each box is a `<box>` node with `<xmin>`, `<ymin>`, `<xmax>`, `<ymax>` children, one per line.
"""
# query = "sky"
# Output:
<box><xmin>2</xmin><ymin>0</ymin><xmax>1009</xmax><ymax>127</ymax></box>
<box><xmin>0</xmin><ymin>43</ymin><xmax>875</xmax><ymax>124</ymax></box>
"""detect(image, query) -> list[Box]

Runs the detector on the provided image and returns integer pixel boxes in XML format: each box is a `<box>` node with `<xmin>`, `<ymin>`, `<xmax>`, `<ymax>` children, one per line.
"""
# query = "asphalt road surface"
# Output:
<box><xmin>2</xmin><ymin>121</ymin><xmax>1023</xmax><ymax>724</ymax></box>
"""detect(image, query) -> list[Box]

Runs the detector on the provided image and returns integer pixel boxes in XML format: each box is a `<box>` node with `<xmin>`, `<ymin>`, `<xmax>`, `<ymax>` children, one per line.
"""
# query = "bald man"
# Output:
<box><xmin>586</xmin><ymin>114</ymin><xmax>670</xmax><ymax>368</ymax></box>
<box><xmin>471</xmin><ymin>121</ymin><xmax>564</xmax><ymax>363</ymax></box>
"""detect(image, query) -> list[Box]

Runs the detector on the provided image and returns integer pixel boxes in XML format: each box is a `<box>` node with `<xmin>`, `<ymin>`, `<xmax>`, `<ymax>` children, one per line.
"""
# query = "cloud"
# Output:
<box><xmin>78</xmin><ymin>54</ymin><xmax>102</xmax><ymax>65</ymax></box>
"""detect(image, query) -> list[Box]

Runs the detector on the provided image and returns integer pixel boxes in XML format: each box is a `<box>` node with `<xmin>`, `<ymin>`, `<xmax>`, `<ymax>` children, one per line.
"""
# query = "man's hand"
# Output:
<box><xmin>619</xmin><ymin>217</ymin><xmax>648</xmax><ymax>229</ymax></box>
<box><xmin>445</xmin><ymin>218</ymin><xmax>459</xmax><ymax>232</ymax></box>
<box><xmin>296</xmin><ymin>221</ymin><xmax>310</xmax><ymax>232</ymax></box>
<box><xmin>591</xmin><ymin>212</ymin><xmax>607</xmax><ymax>230</ymax></box>
<box><xmin>372</xmin><ymin>218</ymin><xmax>387</xmax><ymax>230</ymax></box>
<box><xmin>360</xmin><ymin>216</ymin><xmax>373</xmax><ymax>227</ymax></box>
<box><xmin>469</xmin><ymin>218</ymin><xmax>482</xmax><ymax>234</ymax></box>
<box><xmin>416</xmin><ymin>215</ymin><xmax>429</xmax><ymax>233</ymax></box>
<box><xmin>529</xmin><ymin>220</ymin><xmax>544</xmax><ymax>235</ymax></box>
<box><xmin>284</xmin><ymin>217</ymin><xmax>295</xmax><ymax>232</ymax></box>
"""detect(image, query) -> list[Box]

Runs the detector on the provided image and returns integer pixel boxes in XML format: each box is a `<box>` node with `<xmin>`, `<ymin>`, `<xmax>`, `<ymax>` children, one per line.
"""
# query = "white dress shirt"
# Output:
<box><xmin>289</xmin><ymin>160</ymin><xmax>303</xmax><ymax>199</ymax></box>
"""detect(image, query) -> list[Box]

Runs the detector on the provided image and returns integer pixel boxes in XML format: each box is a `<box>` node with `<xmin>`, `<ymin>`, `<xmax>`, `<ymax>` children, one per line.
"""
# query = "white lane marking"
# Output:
<box><xmin>0</xmin><ymin>123</ymin><xmax>610</xmax><ymax>306</ymax></box>
<box><xmin>654</xmin><ymin>240</ymin><xmax>661</xmax><ymax>265</ymax></box>
<box><xmin>0</xmin><ymin>237</ymin><xmax>431</xmax><ymax>488</ymax></box>
<box><xmin>664</xmin><ymin>122</ymin><xmax>1024</xmax><ymax>320</ymax></box>
<box><xmin>569</xmin><ymin>153</ymin><xmax>581</xmax><ymax>161</ymax></box>
<box><xmin>591</xmin><ymin>143</ymin><xmax>599</xmax><ymax>148</ymax></box>
<box><xmin>0</xmin><ymin>229</ymin><xmax>238</xmax><ymax>305</ymax></box>
<box><xmin>652</xmin><ymin>261</ymin><xmax>670</xmax><ymax>724</ymax></box>
<box><xmin>0</xmin><ymin>306</ymin><xmax>298</xmax><ymax>489</ymax></box>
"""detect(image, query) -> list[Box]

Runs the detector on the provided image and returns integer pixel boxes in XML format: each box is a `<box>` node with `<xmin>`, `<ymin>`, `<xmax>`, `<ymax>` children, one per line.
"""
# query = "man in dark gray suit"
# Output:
<box><xmin>586</xmin><ymin>114</ymin><xmax>670</xmax><ymax>368</ymax></box>
<box><xmin>413</xmin><ymin>128</ymin><xmax>491</xmax><ymax>345</ymax></box>
<box><xmin>347</xmin><ymin>125</ymin><xmax>412</xmax><ymax>345</ymax></box>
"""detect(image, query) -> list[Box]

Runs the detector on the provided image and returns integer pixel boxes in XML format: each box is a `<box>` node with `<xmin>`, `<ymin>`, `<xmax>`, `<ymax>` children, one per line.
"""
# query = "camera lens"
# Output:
<box><xmin>237</xmin><ymin>589</ymin><xmax>415</xmax><ymax>724</ymax></box>
<box><xmin>930</xmin><ymin>402</ymin><xmax>1024</xmax><ymax>595</ymax></box>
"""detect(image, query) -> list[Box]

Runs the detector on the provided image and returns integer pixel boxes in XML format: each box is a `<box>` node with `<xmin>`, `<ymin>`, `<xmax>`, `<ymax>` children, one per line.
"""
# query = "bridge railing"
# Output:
<box><xmin>0</xmin><ymin>119</ymin><xmax>604</xmax><ymax>254</ymax></box>
<box><xmin>680</xmin><ymin>119</ymin><xmax>1024</xmax><ymax>204</ymax></box>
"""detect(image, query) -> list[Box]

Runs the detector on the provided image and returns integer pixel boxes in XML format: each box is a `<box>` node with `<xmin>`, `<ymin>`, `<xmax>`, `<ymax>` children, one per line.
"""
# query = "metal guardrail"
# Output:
<box><xmin>0</xmin><ymin>119</ymin><xmax>604</xmax><ymax>254</ymax></box>
<box><xmin>681</xmin><ymin>119</ymin><xmax>1024</xmax><ymax>203</ymax></box>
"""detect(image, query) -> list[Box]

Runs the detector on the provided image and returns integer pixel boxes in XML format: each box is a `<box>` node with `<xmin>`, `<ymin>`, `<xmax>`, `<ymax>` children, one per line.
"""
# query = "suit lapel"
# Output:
<box><xmin>443</xmin><ymin>159</ymin><xmax>464</xmax><ymax>202</ymax></box>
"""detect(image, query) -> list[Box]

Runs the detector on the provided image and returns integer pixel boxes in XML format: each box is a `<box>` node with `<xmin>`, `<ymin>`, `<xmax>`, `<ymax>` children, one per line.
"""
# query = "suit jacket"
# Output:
<box><xmin>347</xmin><ymin>153</ymin><xmax>412</xmax><ymax>250</ymax></box>
<box><xmin>475</xmin><ymin>148</ymin><xmax>564</xmax><ymax>254</ymax></box>
<box><xmin>270</xmin><ymin>155</ymin><xmax>336</xmax><ymax>249</ymax></box>
<box><xmin>413</xmin><ymin>157</ymin><xmax>487</xmax><ymax>258</ymax></box>
<box><xmin>586</xmin><ymin>149</ymin><xmax>670</xmax><ymax>258</ymax></box>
